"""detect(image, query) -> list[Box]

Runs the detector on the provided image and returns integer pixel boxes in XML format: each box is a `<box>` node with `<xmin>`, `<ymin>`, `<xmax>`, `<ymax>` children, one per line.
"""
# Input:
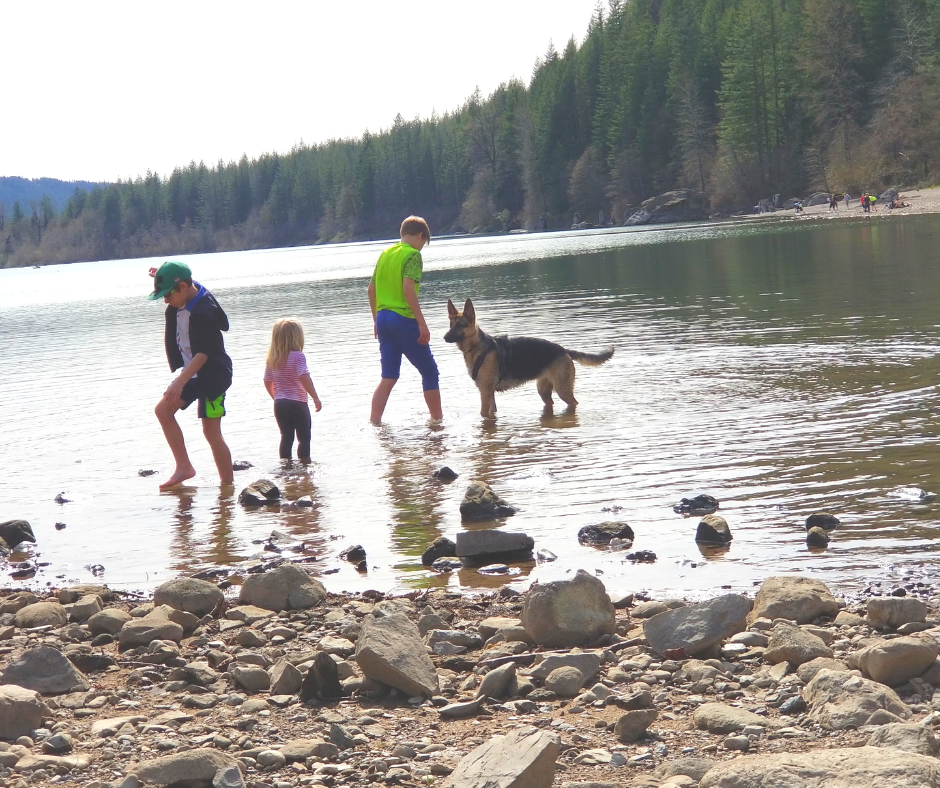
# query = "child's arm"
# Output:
<box><xmin>367</xmin><ymin>280</ymin><xmax>378</xmax><ymax>338</ymax></box>
<box><xmin>300</xmin><ymin>374</ymin><xmax>322</xmax><ymax>411</ymax></box>
<box><xmin>163</xmin><ymin>353</ymin><xmax>208</xmax><ymax>401</ymax></box>
<box><xmin>264</xmin><ymin>380</ymin><xmax>275</xmax><ymax>399</ymax></box>
<box><xmin>403</xmin><ymin>278</ymin><xmax>430</xmax><ymax>345</ymax></box>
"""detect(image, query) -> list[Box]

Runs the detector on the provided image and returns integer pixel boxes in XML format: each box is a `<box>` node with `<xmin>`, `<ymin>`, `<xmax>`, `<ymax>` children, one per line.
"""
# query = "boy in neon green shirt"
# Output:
<box><xmin>367</xmin><ymin>216</ymin><xmax>442</xmax><ymax>423</ymax></box>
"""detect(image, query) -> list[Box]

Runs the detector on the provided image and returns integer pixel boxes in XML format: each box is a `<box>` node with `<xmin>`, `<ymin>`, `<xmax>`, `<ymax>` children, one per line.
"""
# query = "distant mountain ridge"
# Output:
<box><xmin>0</xmin><ymin>176</ymin><xmax>108</xmax><ymax>213</ymax></box>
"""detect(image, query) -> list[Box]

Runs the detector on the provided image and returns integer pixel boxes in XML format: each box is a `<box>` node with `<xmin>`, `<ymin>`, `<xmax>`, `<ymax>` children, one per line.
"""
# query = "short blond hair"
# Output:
<box><xmin>400</xmin><ymin>215</ymin><xmax>431</xmax><ymax>244</ymax></box>
<box><xmin>266</xmin><ymin>318</ymin><xmax>305</xmax><ymax>370</ymax></box>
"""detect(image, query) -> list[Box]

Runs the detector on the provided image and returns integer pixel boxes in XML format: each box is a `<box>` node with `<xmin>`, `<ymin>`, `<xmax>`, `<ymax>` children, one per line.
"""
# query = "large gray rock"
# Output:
<box><xmin>804</xmin><ymin>669</ymin><xmax>911</xmax><ymax>729</ymax></box>
<box><xmin>0</xmin><ymin>685</ymin><xmax>48</xmax><ymax>739</ymax></box>
<box><xmin>87</xmin><ymin>608</ymin><xmax>132</xmax><ymax>636</ymax></box>
<box><xmin>748</xmin><ymin>576</ymin><xmax>839</xmax><ymax>625</ymax></box>
<box><xmin>444</xmin><ymin>726</ymin><xmax>559</xmax><ymax>788</ymax></box>
<box><xmin>543</xmin><ymin>666</ymin><xmax>584</xmax><ymax>697</ymax></box>
<box><xmin>524</xmin><ymin>651</ymin><xmax>604</xmax><ymax>683</ymax></box>
<box><xmin>853</xmin><ymin>636</ymin><xmax>938</xmax><ymax>687</ymax></box>
<box><xmin>868</xmin><ymin>723</ymin><xmax>940</xmax><ymax>756</ymax></box>
<box><xmin>624</xmin><ymin>189</ymin><xmax>708</xmax><ymax>226</ymax></box>
<box><xmin>129</xmin><ymin>750</ymin><xmax>240</xmax><ymax>785</ymax></box>
<box><xmin>456</xmin><ymin>530</ymin><xmax>533</xmax><ymax>559</ymax></box>
<box><xmin>695</xmin><ymin>514</ymin><xmax>732</xmax><ymax>544</ymax></box>
<box><xmin>238</xmin><ymin>563</ymin><xmax>326</xmax><ymax>612</ymax></box>
<box><xmin>14</xmin><ymin>601</ymin><xmax>67</xmax><ymax>629</ymax></box>
<box><xmin>269</xmin><ymin>659</ymin><xmax>303</xmax><ymax>696</ymax></box>
<box><xmin>153</xmin><ymin>577</ymin><xmax>223</xmax><ymax>617</ymax></box>
<box><xmin>67</xmin><ymin>594</ymin><xmax>102</xmax><ymax>622</ymax></box>
<box><xmin>796</xmin><ymin>657</ymin><xmax>847</xmax><ymax>684</ymax></box>
<box><xmin>692</xmin><ymin>702</ymin><xmax>784</xmax><ymax>735</ymax></box>
<box><xmin>231</xmin><ymin>664</ymin><xmax>270</xmax><ymax>693</ymax></box>
<box><xmin>615</xmin><ymin>709</ymin><xmax>657</xmax><ymax>742</ymax></box>
<box><xmin>459</xmin><ymin>481</ymin><xmax>517</xmax><ymax>521</ymax></box>
<box><xmin>0</xmin><ymin>646</ymin><xmax>90</xmax><ymax>695</ymax></box>
<box><xmin>867</xmin><ymin>597</ymin><xmax>928</xmax><ymax>630</ymax></box>
<box><xmin>644</xmin><ymin>594</ymin><xmax>750</xmax><ymax>657</ymax></box>
<box><xmin>119</xmin><ymin>619</ymin><xmax>184</xmax><ymax>649</ymax></box>
<box><xmin>0</xmin><ymin>520</ymin><xmax>36</xmax><ymax>550</ymax></box>
<box><xmin>355</xmin><ymin>611</ymin><xmax>439</xmax><ymax>698</ymax></box>
<box><xmin>521</xmin><ymin>570</ymin><xmax>615</xmax><ymax>648</ymax></box>
<box><xmin>699</xmin><ymin>746</ymin><xmax>940</xmax><ymax>788</ymax></box>
<box><xmin>764</xmin><ymin>622</ymin><xmax>833</xmax><ymax>666</ymax></box>
<box><xmin>477</xmin><ymin>662</ymin><xmax>516</xmax><ymax>700</ymax></box>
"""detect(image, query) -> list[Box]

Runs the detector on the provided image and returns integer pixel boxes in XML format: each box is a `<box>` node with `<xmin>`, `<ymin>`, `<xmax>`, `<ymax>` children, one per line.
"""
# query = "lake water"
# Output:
<box><xmin>4</xmin><ymin>214</ymin><xmax>940</xmax><ymax>600</ymax></box>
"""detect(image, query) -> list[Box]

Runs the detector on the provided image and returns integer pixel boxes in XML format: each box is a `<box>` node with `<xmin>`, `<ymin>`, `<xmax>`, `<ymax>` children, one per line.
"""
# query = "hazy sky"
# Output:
<box><xmin>4</xmin><ymin>1</ymin><xmax>600</xmax><ymax>183</ymax></box>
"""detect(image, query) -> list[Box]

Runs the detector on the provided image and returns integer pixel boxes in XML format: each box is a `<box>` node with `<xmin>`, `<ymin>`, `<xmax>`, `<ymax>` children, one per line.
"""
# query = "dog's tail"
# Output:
<box><xmin>567</xmin><ymin>347</ymin><xmax>614</xmax><ymax>366</ymax></box>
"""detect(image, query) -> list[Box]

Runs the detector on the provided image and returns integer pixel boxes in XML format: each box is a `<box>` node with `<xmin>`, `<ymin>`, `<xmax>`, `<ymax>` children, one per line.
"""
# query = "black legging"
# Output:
<box><xmin>273</xmin><ymin>399</ymin><xmax>312</xmax><ymax>460</ymax></box>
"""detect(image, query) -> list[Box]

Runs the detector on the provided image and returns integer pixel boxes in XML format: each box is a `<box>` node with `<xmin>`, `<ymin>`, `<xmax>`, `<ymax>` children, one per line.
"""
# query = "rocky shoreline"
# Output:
<box><xmin>0</xmin><ymin>561</ymin><xmax>937</xmax><ymax>788</ymax></box>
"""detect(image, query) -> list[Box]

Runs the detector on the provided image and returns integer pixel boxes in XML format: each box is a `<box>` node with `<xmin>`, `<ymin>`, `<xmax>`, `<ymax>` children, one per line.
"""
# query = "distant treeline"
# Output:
<box><xmin>4</xmin><ymin>0</ymin><xmax>940</xmax><ymax>268</ymax></box>
<box><xmin>0</xmin><ymin>177</ymin><xmax>107</xmax><ymax>216</ymax></box>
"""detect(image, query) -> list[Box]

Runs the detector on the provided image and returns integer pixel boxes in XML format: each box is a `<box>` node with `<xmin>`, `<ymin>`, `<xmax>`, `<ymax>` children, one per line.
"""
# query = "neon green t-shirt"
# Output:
<box><xmin>370</xmin><ymin>242</ymin><xmax>423</xmax><ymax>319</ymax></box>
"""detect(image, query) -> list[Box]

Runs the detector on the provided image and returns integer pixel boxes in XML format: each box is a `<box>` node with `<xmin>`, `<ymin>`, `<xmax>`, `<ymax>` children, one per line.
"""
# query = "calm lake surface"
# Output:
<box><xmin>4</xmin><ymin>215</ymin><xmax>940</xmax><ymax>599</ymax></box>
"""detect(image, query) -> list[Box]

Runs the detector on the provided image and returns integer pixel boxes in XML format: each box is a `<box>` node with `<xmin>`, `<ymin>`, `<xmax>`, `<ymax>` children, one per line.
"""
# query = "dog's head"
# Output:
<box><xmin>444</xmin><ymin>298</ymin><xmax>476</xmax><ymax>343</ymax></box>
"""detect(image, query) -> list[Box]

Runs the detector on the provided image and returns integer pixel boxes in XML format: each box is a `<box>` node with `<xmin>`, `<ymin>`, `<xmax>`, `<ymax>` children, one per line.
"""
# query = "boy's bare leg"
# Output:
<box><xmin>155</xmin><ymin>398</ymin><xmax>196</xmax><ymax>489</ymax></box>
<box><xmin>370</xmin><ymin>378</ymin><xmax>397</xmax><ymax>424</ymax></box>
<box><xmin>202</xmin><ymin>418</ymin><xmax>234</xmax><ymax>485</ymax></box>
<box><xmin>424</xmin><ymin>388</ymin><xmax>443</xmax><ymax>420</ymax></box>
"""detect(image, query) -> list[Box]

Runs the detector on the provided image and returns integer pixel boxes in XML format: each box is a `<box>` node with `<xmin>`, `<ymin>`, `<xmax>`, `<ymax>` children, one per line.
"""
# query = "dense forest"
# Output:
<box><xmin>4</xmin><ymin>0</ymin><xmax>940</xmax><ymax>268</ymax></box>
<box><xmin>0</xmin><ymin>177</ymin><xmax>105</xmax><ymax>215</ymax></box>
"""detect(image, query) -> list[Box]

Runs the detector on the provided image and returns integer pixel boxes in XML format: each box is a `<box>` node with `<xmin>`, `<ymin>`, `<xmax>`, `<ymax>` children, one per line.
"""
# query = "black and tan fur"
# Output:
<box><xmin>444</xmin><ymin>298</ymin><xmax>614</xmax><ymax>418</ymax></box>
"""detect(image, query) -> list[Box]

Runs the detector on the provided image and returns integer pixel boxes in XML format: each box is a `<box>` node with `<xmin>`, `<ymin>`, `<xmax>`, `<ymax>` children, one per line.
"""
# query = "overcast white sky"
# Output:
<box><xmin>3</xmin><ymin>0</ymin><xmax>600</xmax><ymax>183</ymax></box>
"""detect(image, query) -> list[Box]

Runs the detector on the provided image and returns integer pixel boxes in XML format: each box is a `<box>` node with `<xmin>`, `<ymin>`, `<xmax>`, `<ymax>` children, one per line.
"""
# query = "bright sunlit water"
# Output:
<box><xmin>4</xmin><ymin>215</ymin><xmax>940</xmax><ymax>599</ymax></box>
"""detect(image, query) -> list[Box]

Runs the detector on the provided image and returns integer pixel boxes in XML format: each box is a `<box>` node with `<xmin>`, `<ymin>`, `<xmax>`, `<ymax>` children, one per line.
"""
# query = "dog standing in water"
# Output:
<box><xmin>444</xmin><ymin>298</ymin><xmax>614</xmax><ymax>418</ymax></box>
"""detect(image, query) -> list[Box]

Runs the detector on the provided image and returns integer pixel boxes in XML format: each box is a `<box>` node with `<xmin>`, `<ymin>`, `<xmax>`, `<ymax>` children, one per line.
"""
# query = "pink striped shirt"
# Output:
<box><xmin>264</xmin><ymin>351</ymin><xmax>310</xmax><ymax>402</ymax></box>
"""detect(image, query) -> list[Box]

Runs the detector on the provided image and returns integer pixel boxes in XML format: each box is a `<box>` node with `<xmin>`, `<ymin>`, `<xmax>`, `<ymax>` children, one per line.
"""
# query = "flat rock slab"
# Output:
<box><xmin>804</xmin><ymin>669</ymin><xmax>911</xmax><ymax>729</ymax></box>
<box><xmin>644</xmin><ymin>594</ymin><xmax>750</xmax><ymax>657</ymax></box>
<box><xmin>748</xmin><ymin>576</ymin><xmax>839</xmax><ymax>625</ymax></box>
<box><xmin>91</xmin><ymin>715</ymin><xmax>148</xmax><ymax>737</ymax></box>
<box><xmin>355</xmin><ymin>611</ymin><xmax>439</xmax><ymax>698</ymax></box>
<box><xmin>0</xmin><ymin>646</ymin><xmax>90</xmax><ymax>695</ymax></box>
<box><xmin>699</xmin><ymin>746</ymin><xmax>940</xmax><ymax>788</ymax></box>
<box><xmin>693</xmin><ymin>703</ymin><xmax>785</xmax><ymax>735</ymax></box>
<box><xmin>129</xmin><ymin>750</ymin><xmax>239</xmax><ymax>786</ymax></box>
<box><xmin>445</xmin><ymin>726</ymin><xmax>560</xmax><ymax>788</ymax></box>
<box><xmin>14</xmin><ymin>753</ymin><xmax>92</xmax><ymax>772</ymax></box>
<box><xmin>456</xmin><ymin>530</ymin><xmax>533</xmax><ymax>558</ymax></box>
<box><xmin>868</xmin><ymin>723</ymin><xmax>940</xmax><ymax>756</ymax></box>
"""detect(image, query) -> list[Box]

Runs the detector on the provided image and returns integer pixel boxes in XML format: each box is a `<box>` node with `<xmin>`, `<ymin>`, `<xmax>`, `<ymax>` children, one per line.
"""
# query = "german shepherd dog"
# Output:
<box><xmin>444</xmin><ymin>298</ymin><xmax>614</xmax><ymax>417</ymax></box>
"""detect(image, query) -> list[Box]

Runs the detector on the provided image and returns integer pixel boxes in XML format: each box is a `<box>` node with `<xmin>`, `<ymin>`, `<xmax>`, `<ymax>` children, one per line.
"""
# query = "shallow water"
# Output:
<box><xmin>4</xmin><ymin>215</ymin><xmax>940</xmax><ymax>599</ymax></box>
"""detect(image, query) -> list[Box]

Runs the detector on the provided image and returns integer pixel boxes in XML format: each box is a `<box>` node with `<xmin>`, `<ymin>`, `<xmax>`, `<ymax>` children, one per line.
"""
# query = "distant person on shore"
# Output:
<box><xmin>862</xmin><ymin>194</ymin><xmax>870</xmax><ymax>213</ymax></box>
<box><xmin>844</xmin><ymin>191</ymin><xmax>851</xmax><ymax>209</ymax></box>
<box><xmin>264</xmin><ymin>318</ymin><xmax>322</xmax><ymax>461</ymax></box>
<box><xmin>367</xmin><ymin>216</ymin><xmax>442</xmax><ymax>424</ymax></box>
<box><xmin>149</xmin><ymin>261</ymin><xmax>233</xmax><ymax>490</ymax></box>
<box><xmin>828</xmin><ymin>194</ymin><xmax>838</xmax><ymax>212</ymax></box>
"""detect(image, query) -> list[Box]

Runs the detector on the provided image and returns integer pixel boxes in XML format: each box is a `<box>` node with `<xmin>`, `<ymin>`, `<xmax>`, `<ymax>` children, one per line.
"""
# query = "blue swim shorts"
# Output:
<box><xmin>180</xmin><ymin>378</ymin><xmax>227</xmax><ymax>419</ymax></box>
<box><xmin>376</xmin><ymin>310</ymin><xmax>440</xmax><ymax>391</ymax></box>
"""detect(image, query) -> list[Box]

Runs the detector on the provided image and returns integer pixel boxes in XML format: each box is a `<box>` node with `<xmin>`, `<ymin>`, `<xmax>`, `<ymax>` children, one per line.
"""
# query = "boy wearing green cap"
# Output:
<box><xmin>148</xmin><ymin>261</ymin><xmax>234</xmax><ymax>489</ymax></box>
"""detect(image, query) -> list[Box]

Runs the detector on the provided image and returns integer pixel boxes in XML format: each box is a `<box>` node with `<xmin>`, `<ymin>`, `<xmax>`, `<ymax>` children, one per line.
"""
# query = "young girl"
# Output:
<box><xmin>263</xmin><ymin>318</ymin><xmax>322</xmax><ymax>461</ymax></box>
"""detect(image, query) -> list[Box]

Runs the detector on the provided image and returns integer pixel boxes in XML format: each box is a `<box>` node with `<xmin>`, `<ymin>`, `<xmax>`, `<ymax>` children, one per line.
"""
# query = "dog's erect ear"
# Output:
<box><xmin>447</xmin><ymin>299</ymin><xmax>458</xmax><ymax>318</ymax></box>
<box><xmin>464</xmin><ymin>299</ymin><xmax>475</xmax><ymax>322</ymax></box>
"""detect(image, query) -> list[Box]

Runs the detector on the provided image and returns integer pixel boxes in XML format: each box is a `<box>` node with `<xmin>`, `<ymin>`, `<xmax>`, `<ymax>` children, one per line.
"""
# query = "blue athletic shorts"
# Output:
<box><xmin>376</xmin><ymin>310</ymin><xmax>440</xmax><ymax>391</ymax></box>
<box><xmin>180</xmin><ymin>377</ymin><xmax>227</xmax><ymax>419</ymax></box>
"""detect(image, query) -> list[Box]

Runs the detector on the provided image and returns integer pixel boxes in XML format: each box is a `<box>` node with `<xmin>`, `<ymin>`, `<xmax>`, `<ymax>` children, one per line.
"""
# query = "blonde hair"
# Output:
<box><xmin>266</xmin><ymin>318</ymin><xmax>305</xmax><ymax>370</ymax></box>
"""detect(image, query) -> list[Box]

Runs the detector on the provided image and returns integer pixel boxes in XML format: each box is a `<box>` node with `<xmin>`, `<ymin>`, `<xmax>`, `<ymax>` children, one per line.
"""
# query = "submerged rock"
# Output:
<box><xmin>459</xmin><ymin>480</ymin><xmax>517</xmax><ymax>521</ymax></box>
<box><xmin>805</xmin><ymin>512</ymin><xmax>840</xmax><ymax>530</ymax></box>
<box><xmin>695</xmin><ymin>514</ymin><xmax>732</xmax><ymax>544</ymax></box>
<box><xmin>238</xmin><ymin>479</ymin><xmax>280</xmax><ymax>506</ymax></box>
<box><xmin>339</xmin><ymin>545</ymin><xmax>366</xmax><ymax>562</ymax></box>
<box><xmin>456</xmin><ymin>530</ymin><xmax>533</xmax><ymax>560</ymax></box>
<box><xmin>433</xmin><ymin>466</ymin><xmax>459</xmax><ymax>482</ymax></box>
<box><xmin>806</xmin><ymin>526</ymin><xmax>830</xmax><ymax>546</ymax></box>
<box><xmin>673</xmin><ymin>494</ymin><xmax>719</xmax><ymax>515</ymax></box>
<box><xmin>0</xmin><ymin>520</ymin><xmax>36</xmax><ymax>549</ymax></box>
<box><xmin>422</xmin><ymin>536</ymin><xmax>457</xmax><ymax>565</ymax></box>
<box><xmin>577</xmin><ymin>522</ymin><xmax>634</xmax><ymax>545</ymax></box>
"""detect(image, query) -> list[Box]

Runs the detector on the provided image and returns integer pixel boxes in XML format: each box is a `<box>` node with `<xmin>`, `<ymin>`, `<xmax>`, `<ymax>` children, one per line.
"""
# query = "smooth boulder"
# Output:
<box><xmin>693</xmin><ymin>702</ymin><xmax>784</xmax><ymax>735</ymax></box>
<box><xmin>421</xmin><ymin>537</ymin><xmax>457</xmax><ymax>565</ymax></box>
<box><xmin>867</xmin><ymin>597</ymin><xmax>927</xmax><ymax>630</ymax></box>
<box><xmin>14</xmin><ymin>601</ymin><xmax>67</xmax><ymax>629</ymax></box>
<box><xmin>764</xmin><ymin>623</ymin><xmax>833</xmax><ymax>666</ymax></box>
<box><xmin>699</xmin><ymin>746</ymin><xmax>940</xmax><ymax>788</ymax></box>
<box><xmin>695</xmin><ymin>514</ymin><xmax>732</xmax><ymax>544</ymax></box>
<box><xmin>853</xmin><ymin>636</ymin><xmax>938</xmax><ymax>687</ymax></box>
<box><xmin>444</xmin><ymin>726</ymin><xmax>559</xmax><ymax>788</ymax></box>
<box><xmin>748</xmin><ymin>576</ymin><xmax>839</xmax><ymax>624</ymax></box>
<box><xmin>868</xmin><ymin>723</ymin><xmax>940</xmax><ymax>756</ymax></box>
<box><xmin>355</xmin><ymin>611</ymin><xmax>439</xmax><ymax>698</ymax></box>
<box><xmin>238</xmin><ymin>563</ymin><xmax>326</xmax><ymax>612</ymax></box>
<box><xmin>521</xmin><ymin>570</ymin><xmax>615</xmax><ymax>648</ymax></box>
<box><xmin>643</xmin><ymin>594</ymin><xmax>750</xmax><ymax>657</ymax></box>
<box><xmin>129</xmin><ymin>750</ymin><xmax>240</xmax><ymax>786</ymax></box>
<box><xmin>0</xmin><ymin>685</ymin><xmax>48</xmax><ymax>740</ymax></box>
<box><xmin>153</xmin><ymin>577</ymin><xmax>223</xmax><ymax>617</ymax></box>
<box><xmin>804</xmin><ymin>669</ymin><xmax>911</xmax><ymax>729</ymax></box>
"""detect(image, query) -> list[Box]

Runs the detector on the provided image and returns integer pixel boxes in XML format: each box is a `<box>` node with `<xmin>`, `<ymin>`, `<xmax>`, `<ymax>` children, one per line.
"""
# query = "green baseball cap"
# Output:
<box><xmin>148</xmin><ymin>261</ymin><xmax>192</xmax><ymax>300</ymax></box>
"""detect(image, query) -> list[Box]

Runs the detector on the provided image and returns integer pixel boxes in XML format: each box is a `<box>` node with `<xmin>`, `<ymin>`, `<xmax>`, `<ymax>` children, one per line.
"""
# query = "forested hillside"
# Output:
<box><xmin>0</xmin><ymin>177</ymin><xmax>106</xmax><ymax>215</ymax></box>
<box><xmin>4</xmin><ymin>0</ymin><xmax>939</xmax><ymax>268</ymax></box>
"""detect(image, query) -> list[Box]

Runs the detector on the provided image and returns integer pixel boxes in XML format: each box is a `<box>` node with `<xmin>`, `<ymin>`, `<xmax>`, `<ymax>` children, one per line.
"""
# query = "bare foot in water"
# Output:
<box><xmin>159</xmin><ymin>467</ymin><xmax>196</xmax><ymax>490</ymax></box>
